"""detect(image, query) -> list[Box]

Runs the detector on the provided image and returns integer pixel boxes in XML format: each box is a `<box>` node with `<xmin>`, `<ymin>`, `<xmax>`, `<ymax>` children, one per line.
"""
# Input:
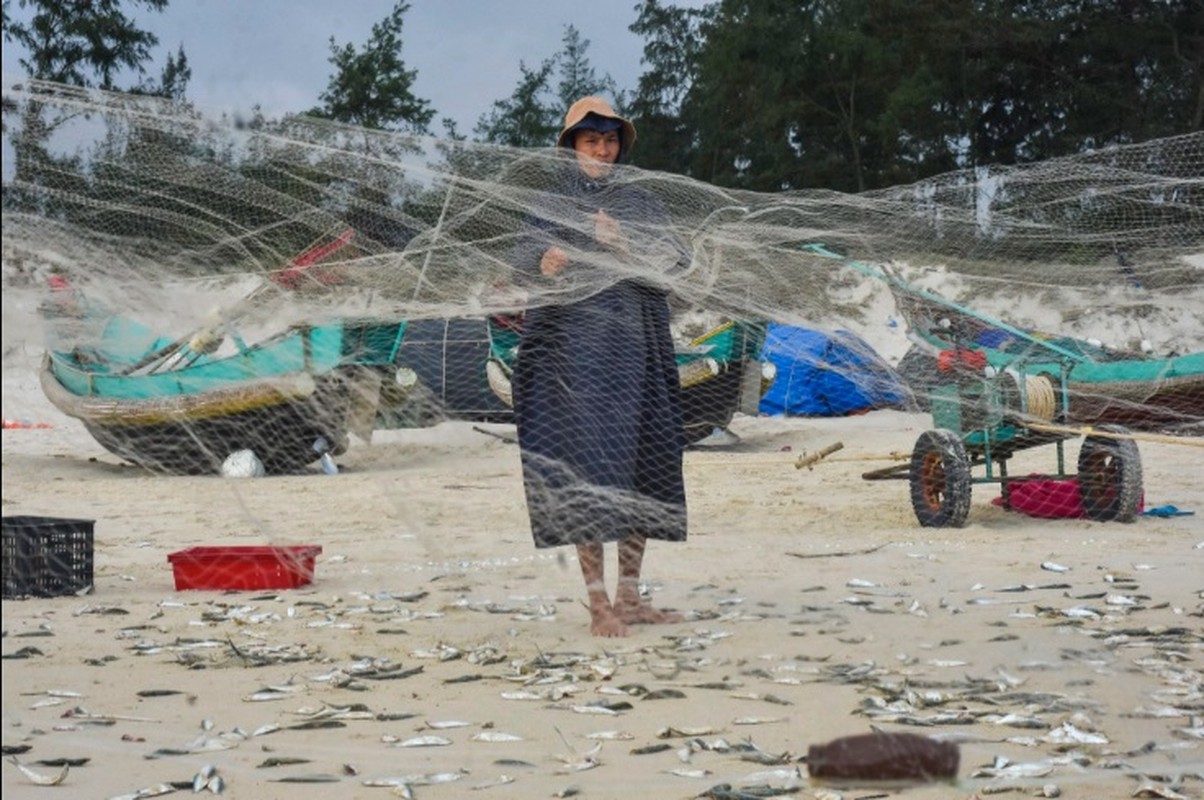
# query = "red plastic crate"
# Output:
<box><xmin>167</xmin><ymin>545</ymin><xmax>322</xmax><ymax>591</ymax></box>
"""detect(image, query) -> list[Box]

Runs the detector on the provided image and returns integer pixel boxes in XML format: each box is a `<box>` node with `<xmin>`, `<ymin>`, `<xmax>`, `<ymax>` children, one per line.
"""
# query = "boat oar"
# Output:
<box><xmin>118</xmin><ymin>230</ymin><xmax>355</xmax><ymax>376</ymax></box>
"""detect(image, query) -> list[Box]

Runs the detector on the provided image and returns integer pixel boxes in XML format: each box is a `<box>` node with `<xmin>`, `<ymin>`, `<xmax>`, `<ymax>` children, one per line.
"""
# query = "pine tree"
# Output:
<box><xmin>2</xmin><ymin>0</ymin><xmax>171</xmax><ymax>88</ymax></box>
<box><xmin>310</xmin><ymin>1</ymin><xmax>435</xmax><ymax>133</ymax></box>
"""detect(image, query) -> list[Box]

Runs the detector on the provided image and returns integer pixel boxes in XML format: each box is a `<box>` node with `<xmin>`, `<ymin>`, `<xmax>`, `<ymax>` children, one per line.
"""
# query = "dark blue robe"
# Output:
<box><xmin>512</xmin><ymin>163</ymin><xmax>688</xmax><ymax>548</ymax></box>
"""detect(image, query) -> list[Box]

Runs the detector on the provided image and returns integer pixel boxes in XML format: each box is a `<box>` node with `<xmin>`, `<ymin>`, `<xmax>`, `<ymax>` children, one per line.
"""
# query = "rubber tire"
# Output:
<box><xmin>1078</xmin><ymin>424</ymin><xmax>1143</xmax><ymax>522</ymax></box>
<box><xmin>895</xmin><ymin>345</ymin><xmax>940</xmax><ymax>412</ymax></box>
<box><xmin>910</xmin><ymin>428</ymin><xmax>972</xmax><ymax>528</ymax></box>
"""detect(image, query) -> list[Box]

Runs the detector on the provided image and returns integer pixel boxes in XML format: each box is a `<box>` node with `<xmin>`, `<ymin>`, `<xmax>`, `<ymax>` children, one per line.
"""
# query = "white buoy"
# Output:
<box><xmin>221</xmin><ymin>449</ymin><xmax>265</xmax><ymax>478</ymax></box>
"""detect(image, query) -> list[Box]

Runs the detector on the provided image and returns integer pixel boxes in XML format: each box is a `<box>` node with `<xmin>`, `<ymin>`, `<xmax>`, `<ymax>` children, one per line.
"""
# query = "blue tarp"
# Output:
<box><xmin>759</xmin><ymin>324</ymin><xmax>911</xmax><ymax>416</ymax></box>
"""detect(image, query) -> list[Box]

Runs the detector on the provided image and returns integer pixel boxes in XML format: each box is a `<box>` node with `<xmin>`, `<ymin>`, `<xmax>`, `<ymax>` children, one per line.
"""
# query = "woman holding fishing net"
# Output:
<box><xmin>511</xmin><ymin>97</ymin><xmax>690</xmax><ymax>637</ymax></box>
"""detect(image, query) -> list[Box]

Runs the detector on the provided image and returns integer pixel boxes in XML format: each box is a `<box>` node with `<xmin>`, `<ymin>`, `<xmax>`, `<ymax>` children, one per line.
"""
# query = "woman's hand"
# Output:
<box><xmin>540</xmin><ymin>246</ymin><xmax>568</xmax><ymax>277</ymax></box>
<box><xmin>594</xmin><ymin>210</ymin><xmax>628</xmax><ymax>253</ymax></box>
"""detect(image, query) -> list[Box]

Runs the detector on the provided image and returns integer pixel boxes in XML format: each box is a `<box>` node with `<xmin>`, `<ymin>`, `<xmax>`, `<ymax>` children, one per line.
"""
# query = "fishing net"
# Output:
<box><xmin>2</xmin><ymin>80</ymin><xmax>1202</xmax><ymax>797</ymax></box>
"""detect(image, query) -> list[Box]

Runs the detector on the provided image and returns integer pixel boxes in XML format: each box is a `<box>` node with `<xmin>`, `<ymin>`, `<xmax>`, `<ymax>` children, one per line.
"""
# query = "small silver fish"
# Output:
<box><xmin>9</xmin><ymin>757</ymin><xmax>69</xmax><ymax>786</ymax></box>
<box><xmin>471</xmin><ymin>731</ymin><xmax>524</xmax><ymax>742</ymax></box>
<box><xmin>584</xmin><ymin>730</ymin><xmax>633</xmax><ymax>741</ymax></box>
<box><xmin>569</xmin><ymin>704</ymin><xmax>618</xmax><ymax>715</ymax></box>
<box><xmin>424</xmin><ymin>719</ymin><xmax>473</xmax><ymax>729</ymax></box>
<box><xmin>193</xmin><ymin>764</ymin><xmax>216</xmax><ymax>792</ymax></box>
<box><xmin>657</xmin><ymin>726</ymin><xmax>718</xmax><ymax>738</ymax></box>
<box><xmin>362</xmin><ymin>772</ymin><xmax>465</xmax><ymax>787</ymax></box>
<box><xmin>395</xmin><ymin>735</ymin><xmax>453</xmax><ymax>748</ymax></box>
<box><xmin>107</xmin><ymin>783</ymin><xmax>178</xmax><ymax>800</ymax></box>
<box><xmin>243</xmin><ymin>691</ymin><xmax>294</xmax><ymax>702</ymax></box>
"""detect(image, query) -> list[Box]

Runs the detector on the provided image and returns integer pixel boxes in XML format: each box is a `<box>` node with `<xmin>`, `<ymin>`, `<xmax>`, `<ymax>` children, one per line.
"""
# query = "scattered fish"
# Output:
<box><xmin>8</xmin><ymin>756</ymin><xmax>69</xmax><ymax>786</ymax></box>
<box><xmin>258</xmin><ymin>756</ymin><xmax>312</xmax><ymax>768</ymax></box>
<box><xmin>273</xmin><ymin>774</ymin><xmax>343</xmax><ymax>783</ymax></box>
<box><xmin>471</xmin><ymin>731</ymin><xmax>523</xmax><ymax>742</ymax></box>
<box><xmin>107</xmin><ymin>783</ymin><xmax>179</xmax><ymax>799</ymax></box>
<box><xmin>394</xmin><ymin>735</ymin><xmax>452</xmax><ymax>747</ymax></box>
<box><xmin>584</xmin><ymin>730</ymin><xmax>634</xmax><ymax>741</ymax></box>
<box><xmin>470</xmin><ymin>774</ymin><xmax>516</xmax><ymax>790</ymax></box>
<box><xmin>362</xmin><ymin>771</ymin><xmax>466</xmax><ymax>787</ymax></box>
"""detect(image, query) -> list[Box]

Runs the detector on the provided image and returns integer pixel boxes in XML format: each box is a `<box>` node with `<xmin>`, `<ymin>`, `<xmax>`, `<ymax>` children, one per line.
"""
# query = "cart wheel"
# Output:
<box><xmin>910</xmin><ymin>429</ymin><xmax>972</xmax><ymax>528</ymax></box>
<box><xmin>1078</xmin><ymin>424</ymin><xmax>1142</xmax><ymax>522</ymax></box>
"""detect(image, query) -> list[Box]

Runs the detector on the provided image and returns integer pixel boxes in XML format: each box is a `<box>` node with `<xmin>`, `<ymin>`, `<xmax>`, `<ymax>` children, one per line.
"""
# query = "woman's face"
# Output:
<box><xmin>573</xmin><ymin>129</ymin><xmax>621</xmax><ymax>179</ymax></box>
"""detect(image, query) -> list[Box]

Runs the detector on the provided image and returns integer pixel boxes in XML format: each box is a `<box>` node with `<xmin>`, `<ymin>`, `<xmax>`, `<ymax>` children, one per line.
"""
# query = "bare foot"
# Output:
<box><xmin>588</xmin><ymin>603</ymin><xmax>629</xmax><ymax>637</ymax></box>
<box><xmin>614</xmin><ymin>599</ymin><xmax>684</xmax><ymax>626</ymax></box>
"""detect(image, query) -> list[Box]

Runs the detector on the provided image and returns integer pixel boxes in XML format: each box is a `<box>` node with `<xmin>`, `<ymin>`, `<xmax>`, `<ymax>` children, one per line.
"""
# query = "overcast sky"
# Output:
<box><xmin>2</xmin><ymin>1</ymin><xmax>701</xmax><ymax>134</ymax></box>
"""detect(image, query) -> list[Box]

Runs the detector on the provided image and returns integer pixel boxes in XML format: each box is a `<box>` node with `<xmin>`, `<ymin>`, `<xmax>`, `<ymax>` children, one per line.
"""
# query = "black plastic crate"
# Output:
<box><xmin>2</xmin><ymin>516</ymin><xmax>95</xmax><ymax>598</ymax></box>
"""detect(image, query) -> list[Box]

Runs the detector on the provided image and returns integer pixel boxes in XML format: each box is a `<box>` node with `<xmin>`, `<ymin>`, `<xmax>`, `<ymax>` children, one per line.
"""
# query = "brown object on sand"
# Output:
<box><xmin>806</xmin><ymin>732</ymin><xmax>959</xmax><ymax>782</ymax></box>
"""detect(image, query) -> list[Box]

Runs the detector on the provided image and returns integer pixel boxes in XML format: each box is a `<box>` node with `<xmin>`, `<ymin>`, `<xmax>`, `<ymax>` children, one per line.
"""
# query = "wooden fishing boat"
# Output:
<box><xmin>40</xmin><ymin>312</ymin><xmax>409</xmax><ymax>475</ymax></box>
<box><xmin>484</xmin><ymin>315</ymin><xmax>775</xmax><ymax>444</ymax></box>
<box><xmin>38</xmin><ymin>232</ymin><xmax>412</xmax><ymax>475</ymax></box>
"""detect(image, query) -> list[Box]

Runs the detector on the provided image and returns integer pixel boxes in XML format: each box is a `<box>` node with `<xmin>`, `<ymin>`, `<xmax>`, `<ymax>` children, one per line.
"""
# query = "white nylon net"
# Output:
<box><xmin>2</xmin><ymin>81</ymin><xmax>1202</xmax><ymax>798</ymax></box>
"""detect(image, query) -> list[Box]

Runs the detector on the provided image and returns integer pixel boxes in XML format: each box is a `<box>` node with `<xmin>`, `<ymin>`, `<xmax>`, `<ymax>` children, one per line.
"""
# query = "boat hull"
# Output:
<box><xmin>77</xmin><ymin>373</ymin><xmax>352</xmax><ymax>475</ymax></box>
<box><xmin>40</xmin><ymin>317</ymin><xmax>407</xmax><ymax>475</ymax></box>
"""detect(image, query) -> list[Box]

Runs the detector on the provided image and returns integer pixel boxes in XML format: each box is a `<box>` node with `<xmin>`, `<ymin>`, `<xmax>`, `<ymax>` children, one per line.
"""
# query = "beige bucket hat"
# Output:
<box><xmin>556</xmin><ymin>96</ymin><xmax>637</xmax><ymax>152</ymax></box>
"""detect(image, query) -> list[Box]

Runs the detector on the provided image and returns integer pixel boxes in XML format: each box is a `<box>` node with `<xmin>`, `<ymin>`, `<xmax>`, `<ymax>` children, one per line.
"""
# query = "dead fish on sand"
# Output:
<box><xmin>584</xmin><ymin>730</ymin><xmax>634</xmax><ymax>741</ymax></box>
<box><xmin>555</xmin><ymin>744</ymin><xmax>602</xmax><ymax>773</ymax></box>
<box><xmin>423</xmin><ymin>719</ymin><xmax>474</xmax><ymax>730</ymax></box>
<box><xmin>658</xmin><ymin>725</ymin><xmax>720</xmax><ymax>739</ymax></box>
<box><xmin>471</xmin><ymin>731</ymin><xmax>524</xmax><ymax>742</ymax></box>
<box><xmin>8</xmin><ymin>756</ymin><xmax>69</xmax><ymax>785</ymax></box>
<box><xmin>192</xmin><ymin>764</ymin><xmax>224</xmax><ymax>794</ymax></box>
<box><xmin>362</xmin><ymin>771</ymin><xmax>466</xmax><ymax>787</ymax></box>
<box><xmin>107</xmin><ymin>783</ymin><xmax>179</xmax><ymax>799</ymax></box>
<box><xmin>394</xmin><ymin>735</ymin><xmax>453</xmax><ymax>748</ymax></box>
<box><xmin>471</xmin><ymin>775</ymin><xmax>516</xmax><ymax>790</ymax></box>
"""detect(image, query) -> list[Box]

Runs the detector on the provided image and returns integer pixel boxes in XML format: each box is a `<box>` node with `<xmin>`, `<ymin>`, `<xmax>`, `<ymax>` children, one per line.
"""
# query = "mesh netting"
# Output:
<box><xmin>6</xmin><ymin>81</ymin><xmax>1201</xmax><ymax>476</ymax></box>
<box><xmin>2</xmin><ymin>81</ymin><xmax>1203</xmax><ymax>798</ymax></box>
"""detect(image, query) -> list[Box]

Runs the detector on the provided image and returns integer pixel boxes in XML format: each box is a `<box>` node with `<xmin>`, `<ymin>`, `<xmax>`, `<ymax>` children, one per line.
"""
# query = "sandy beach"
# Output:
<box><xmin>3</xmin><ymin>278</ymin><xmax>1203</xmax><ymax>800</ymax></box>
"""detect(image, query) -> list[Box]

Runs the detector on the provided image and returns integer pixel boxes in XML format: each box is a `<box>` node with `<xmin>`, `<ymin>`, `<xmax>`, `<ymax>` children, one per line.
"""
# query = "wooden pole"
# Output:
<box><xmin>1026</xmin><ymin>422</ymin><xmax>1204</xmax><ymax>448</ymax></box>
<box><xmin>794</xmin><ymin>441</ymin><xmax>844</xmax><ymax>470</ymax></box>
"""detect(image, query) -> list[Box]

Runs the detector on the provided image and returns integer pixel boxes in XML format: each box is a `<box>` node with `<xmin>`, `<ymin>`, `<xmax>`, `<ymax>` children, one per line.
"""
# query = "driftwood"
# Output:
<box><xmin>794</xmin><ymin>440</ymin><xmax>844</xmax><ymax>470</ymax></box>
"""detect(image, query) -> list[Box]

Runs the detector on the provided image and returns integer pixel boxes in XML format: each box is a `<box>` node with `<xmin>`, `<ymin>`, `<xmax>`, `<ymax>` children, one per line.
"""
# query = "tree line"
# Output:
<box><xmin>4</xmin><ymin>0</ymin><xmax>1200</xmax><ymax>193</ymax></box>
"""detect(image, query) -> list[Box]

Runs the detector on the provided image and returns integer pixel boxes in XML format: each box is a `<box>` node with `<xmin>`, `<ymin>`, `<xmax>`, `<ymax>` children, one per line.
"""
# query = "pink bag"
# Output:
<box><xmin>991</xmin><ymin>477</ymin><xmax>1143</xmax><ymax>519</ymax></box>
